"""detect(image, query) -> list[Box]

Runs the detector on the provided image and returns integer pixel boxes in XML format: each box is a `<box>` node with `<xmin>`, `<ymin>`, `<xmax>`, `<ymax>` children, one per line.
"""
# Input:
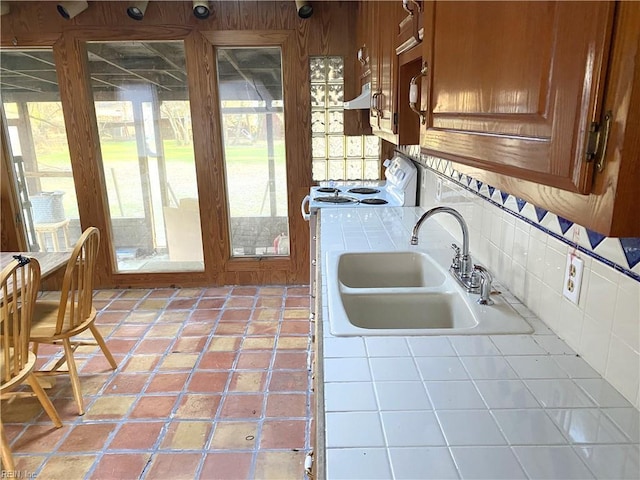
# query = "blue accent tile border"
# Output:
<box><xmin>399</xmin><ymin>148</ymin><xmax>640</xmax><ymax>283</ymax></box>
<box><xmin>535</xmin><ymin>206</ymin><xmax>548</xmax><ymax>223</ymax></box>
<box><xmin>620</xmin><ymin>238</ymin><xmax>640</xmax><ymax>269</ymax></box>
<box><xmin>557</xmin><ymin>217</ymin><xmax>574</xmax><ymax>235</ymax></box>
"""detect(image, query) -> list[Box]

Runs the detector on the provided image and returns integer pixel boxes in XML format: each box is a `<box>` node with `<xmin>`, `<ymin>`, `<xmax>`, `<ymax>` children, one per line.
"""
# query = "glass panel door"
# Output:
<box><xmin>216</xmin><ymin>47</ymin><xmax>289</xmax><ymax>257</ymax></box>
<box><xmin>0</xmin><ymin>48</ymin><xmax>81</xmax><ymax>253</ymax></box>
<box><xmin>87</xmin><ymin>41</ymin><xmax>203</xmax><ymax>273</ymax></box>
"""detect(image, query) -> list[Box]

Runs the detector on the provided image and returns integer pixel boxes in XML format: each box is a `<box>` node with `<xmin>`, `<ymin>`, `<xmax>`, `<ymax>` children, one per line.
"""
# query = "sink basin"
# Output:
<box><xmin>342</xmin><ymin>292</ymin><xmax>477</xmax><ymax>330</ymax></box>
<box><xmin>338</xmin><ymin>251</ymin><xmax>445</xmax><ymax>288</ymax></box>
<box><xmin>325</xmin><ymin>250</ymin><xmax>534</xmax><ymax>336</ymax></box>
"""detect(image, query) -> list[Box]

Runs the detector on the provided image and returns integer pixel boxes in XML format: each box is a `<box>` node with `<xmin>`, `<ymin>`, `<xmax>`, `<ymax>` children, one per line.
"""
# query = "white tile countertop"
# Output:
<box><xmin>316</xmin><ymin>207</ymin><xmax>640</xmax><ymax>480</ymax></box>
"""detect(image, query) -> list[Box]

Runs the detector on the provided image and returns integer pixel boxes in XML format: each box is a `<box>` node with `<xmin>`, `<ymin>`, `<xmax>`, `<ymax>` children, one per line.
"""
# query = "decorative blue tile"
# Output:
<box><xmin>534</xmin><ymin>206</ymin><xmax>548</xmax><ymax>222</ymax></box>
<box><xmin>413</xmin><ymin>152</ymin><xmax>640</xmax><ymax>284</ymax></box>
<box><xmin>487</xmin><ymin>185</ymin><xmax>495</xmax><ymax>197</ymax></box>
<box><xmin>586</xmin><ymin>229</ymin><xmax>606</xmax><ymax>250</ymax></box>
<box><xmin>558</xmin><ymin>217</ymin><xmax>574</xmax><ymax>235</ymax></box>
<box><xmin>620</xmin><ymin>238</ymin><xmax>640</xmax><ymax>269</ymax></box>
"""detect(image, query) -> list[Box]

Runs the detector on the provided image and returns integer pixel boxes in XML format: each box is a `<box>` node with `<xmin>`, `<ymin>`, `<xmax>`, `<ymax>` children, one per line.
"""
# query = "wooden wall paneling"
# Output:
<box><xmin>52</xmin><ymin>33</ymin><xmax>114</xmax><ymax>287</ymax></box>
<box><xmin>183</xmin><ymin>31</ymin><xmax>230</xmax><ymax>286</ymax></box>
<box><xmin>213</xmin><ymin>2</ymin><xmax>241</xmax><ymax>30</ymax></box>
<box><xmin>286</xmin><ymin>28</ymin><xmax>312</xmax><ymax>285</ymax></box>
<box><xmin>257</xmin><ymin>1</ymin><xmax>293</xmax><ymax>30</ymax></box>
<box><xmin>1</xmin><ymin>1</ymin><xmax>195</xmax><ymax>38</ymax></box>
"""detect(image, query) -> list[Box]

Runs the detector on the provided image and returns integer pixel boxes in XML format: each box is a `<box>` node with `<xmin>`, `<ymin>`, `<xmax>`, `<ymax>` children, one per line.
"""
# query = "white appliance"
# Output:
<box><xmin>301</xmin><ymin>153</ymin><xmax>418</xmax><ymax>318</ymax></box>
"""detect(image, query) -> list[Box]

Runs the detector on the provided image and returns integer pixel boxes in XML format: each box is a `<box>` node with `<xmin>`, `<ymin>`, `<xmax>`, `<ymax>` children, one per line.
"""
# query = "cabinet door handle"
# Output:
<box><xmin>409</xmin><ymin>61</ymin><xmax>429</xmax><ymax>125</ymax></box>
<box><xmin>403</xmin><ymin>0</ymin><xmax>422</xmax><ymax>15</ymax></box>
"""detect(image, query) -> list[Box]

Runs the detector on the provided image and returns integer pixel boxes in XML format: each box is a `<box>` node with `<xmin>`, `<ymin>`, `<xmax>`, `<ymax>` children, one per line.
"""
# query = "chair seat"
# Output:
<box><xmin>0</xmin><ymin>350</ymin><xmax>36</xmax><ymax>394</ymax></box>
<box><xmin>30</xmin><ymin>300</ymin><xmax>97</xmax><ymax>341</ymax></box>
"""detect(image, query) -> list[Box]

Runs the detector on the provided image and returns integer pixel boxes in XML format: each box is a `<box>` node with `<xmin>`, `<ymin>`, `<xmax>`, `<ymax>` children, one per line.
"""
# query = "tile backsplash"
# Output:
<box><xmin>398</xmin><ymin>146</ymin><xmax>640</xmax><ymax>408</ymax></box>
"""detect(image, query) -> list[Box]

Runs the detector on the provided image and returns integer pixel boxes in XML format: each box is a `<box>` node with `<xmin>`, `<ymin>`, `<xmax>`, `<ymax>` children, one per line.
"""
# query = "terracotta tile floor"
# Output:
<box><xmin>1</xmin><ymin>286</ymin><xmax>313</xmax><ymax>479</ymax></box>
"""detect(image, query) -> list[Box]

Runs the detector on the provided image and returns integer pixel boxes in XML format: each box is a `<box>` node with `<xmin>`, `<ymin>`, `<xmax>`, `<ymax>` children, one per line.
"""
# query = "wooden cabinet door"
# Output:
<box><xmin>375</xmin><ymin>1</ymin><xmax>403</xmax><ymax>136</ymax></box>
<box><xmin>420</xmin><ymin>1</ymin><xmax>614</xmax><ymax>193</ymax></box>
<box><xmin>368</xmin><ymin>2</ymin><xmax>382</xmax><ymax>129</ymax></box>
<box><xmin>368</xmin><ymin>1</ymin><xmax>404</xmax><ymax>138</ymax></box>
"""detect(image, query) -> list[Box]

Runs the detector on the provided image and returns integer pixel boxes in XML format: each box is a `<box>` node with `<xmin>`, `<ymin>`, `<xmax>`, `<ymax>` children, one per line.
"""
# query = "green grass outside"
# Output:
<box><xmin>37</xmin><ymin>140</ymin><xmax>286</xmax><ymax>168</ymax></box>
<box><xmin>35</xmin><ymin>139</ymin><xmax>289</xmax><ymax>219</ymax></box>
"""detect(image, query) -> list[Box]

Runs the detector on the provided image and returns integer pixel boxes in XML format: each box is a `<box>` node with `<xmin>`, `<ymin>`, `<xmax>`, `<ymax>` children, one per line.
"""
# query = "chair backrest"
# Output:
<box><xmin>1</xmin><ymin>256</ymin><xmax>41</xmax><ymax>386</ymax></box>
<box><xmin>55</xmin><ymin>227</ymin><xmax>100</xmax><ymax>335</ymax></box>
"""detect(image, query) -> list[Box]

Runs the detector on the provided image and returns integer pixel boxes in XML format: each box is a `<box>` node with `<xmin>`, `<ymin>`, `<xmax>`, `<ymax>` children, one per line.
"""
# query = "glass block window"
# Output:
<box><xmin>310</xmin><ymin>56</ymin><xmax>381</xmax><ymax>181</ymax></box>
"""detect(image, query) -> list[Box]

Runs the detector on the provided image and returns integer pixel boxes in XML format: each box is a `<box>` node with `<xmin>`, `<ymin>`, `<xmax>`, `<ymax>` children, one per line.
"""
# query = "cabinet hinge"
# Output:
<box><xmin>585</xmin><ymin>111</ymin><xmax>612</xmax><ymax>172</ymax></box>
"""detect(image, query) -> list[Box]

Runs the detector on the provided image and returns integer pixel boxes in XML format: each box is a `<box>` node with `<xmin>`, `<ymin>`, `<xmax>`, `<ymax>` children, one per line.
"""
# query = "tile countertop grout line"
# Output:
<box><xmin>365</xmin><ymin>337</ymin><xmax>398</xmax><ymax>479</ymax></box>
<box><xmin>454</xmin><ymin>349</ymin><xmax>543</xmax><ymax>480</ymax></box>
<box><xmin>318</xmin><ymin>206</ymin><xmax>639</xmax><ymax>480</ymax></box>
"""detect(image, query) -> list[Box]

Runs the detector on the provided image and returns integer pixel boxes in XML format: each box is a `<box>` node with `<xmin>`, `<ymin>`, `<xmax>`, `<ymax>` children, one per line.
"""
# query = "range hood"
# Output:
<box><xmin>343</xmin><ymin>82</ymin><xmax>371</xmax><ymax>110</ymax></box>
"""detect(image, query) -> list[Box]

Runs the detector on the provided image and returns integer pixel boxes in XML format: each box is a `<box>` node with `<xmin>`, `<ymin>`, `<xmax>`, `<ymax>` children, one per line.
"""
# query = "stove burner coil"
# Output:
<box><xmin>317</xmin><ymin>187</ymin><xmax>341</xmax><ymax>193</ymax></box>
<box><xmin>315</xmin><ymin>195</ymin><xmax>358</xmax><ymax>204</ymax></box>
<box><xmin>348</xmin><ymin>187</ymin><xmax>380</xmax><ymax>195</ymax></box>
<box><xmin>359</xmin><ymin>198</ymin><xmax>388</xmax><ymax>205</ymax></box>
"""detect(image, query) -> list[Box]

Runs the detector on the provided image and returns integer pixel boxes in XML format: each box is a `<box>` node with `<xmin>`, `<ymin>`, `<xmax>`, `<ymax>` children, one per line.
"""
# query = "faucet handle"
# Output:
<box><xmin>450</xmin><ymin>243</ymin><xmax>461</xmax><ymax>269</ymax></box>
<box><xmin>473</xmin><ymin>264</ymin><xmax>494</xmax><ymax>305</ymax></box>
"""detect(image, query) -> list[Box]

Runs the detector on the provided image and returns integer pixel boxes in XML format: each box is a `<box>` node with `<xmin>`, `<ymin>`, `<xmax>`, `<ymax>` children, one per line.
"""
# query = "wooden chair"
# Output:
<box><xmin>30</xmin><ymin>227</ymin><xmax>117</xmax><ymax>415</ymax></box>
<box><xmin>1</xmin><ymin>256</ymin><xmax>63</xmax><ymax>471</ymax></box>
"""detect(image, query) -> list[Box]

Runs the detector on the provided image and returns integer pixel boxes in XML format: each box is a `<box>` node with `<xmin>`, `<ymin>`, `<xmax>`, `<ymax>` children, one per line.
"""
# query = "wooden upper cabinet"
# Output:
<box><xmin>368</xmin><ymin>1</ymin><xmax>406</xmax><ymax>143</ymax></box>
<box><xmin>419</xmin><ymin>1</ymin><xmax>614</xmax><ymax>193</ymax></box>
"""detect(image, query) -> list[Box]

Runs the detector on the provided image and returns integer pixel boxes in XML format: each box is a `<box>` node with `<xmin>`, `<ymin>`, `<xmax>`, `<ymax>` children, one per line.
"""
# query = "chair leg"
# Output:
<box><xmin>26</xmin><ymin>374</ymin><xmax>63</xmax><ymax>428</ymax></box>
<box><xmin>89</xmin><ymin>324</ymin><xmax>117</xmax><ymax>369</ymax></box>
<box><xmin>32</xmin><ymin>342</ymin><xmax>39</xmax><ymax>356</ymax></box>
<box><xmin>0</xmin><ymin>421</ymin><xmax>16</xmax><ymax>472</ymax></box>
<box><xmin>62</xmin><ymin>338</ymin><xmax>84</xmax><ymax>416</ymax></box>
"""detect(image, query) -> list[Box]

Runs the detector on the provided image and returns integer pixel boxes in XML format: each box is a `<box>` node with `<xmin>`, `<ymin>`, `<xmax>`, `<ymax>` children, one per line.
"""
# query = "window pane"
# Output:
<box><xmin>88</xmin><ymin>40</ymin><xmax>203</xmax><ymax>273</ymax></box>
<box><xmin>310</xmin><ymin>56</ymin><xmax>381</xmax><ymax>181</ymax></box>
<box><xmin>217</xmin><ymin>47</ymin><xmax>289</xmax><ymax>257</ymax></box>
<box><xmin>0</xmin><ymin>49</ymin><xmax>82</xmax><ymax>253</ymax></box>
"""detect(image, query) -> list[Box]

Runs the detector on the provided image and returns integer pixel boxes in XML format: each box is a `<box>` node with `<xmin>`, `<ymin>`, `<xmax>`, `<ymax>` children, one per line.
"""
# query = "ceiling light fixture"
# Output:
<box><xmin>295</xmin><ymin>0</ymin><xmax>313</xmax><ymax>19</ymax></box>
<box><xmin>127</xmin><ymin>0</ymin><xmax>148</xmax><ymax>20</ymax></box>
<box><xmin>192</xmin><ymin>1</ymin><xmax>210</xmax><ymax>19</ymax></box>
<box><xmin>56</xmin><ymin>1</ymin><xmax>88</xmax><ymax>20</ymax></box>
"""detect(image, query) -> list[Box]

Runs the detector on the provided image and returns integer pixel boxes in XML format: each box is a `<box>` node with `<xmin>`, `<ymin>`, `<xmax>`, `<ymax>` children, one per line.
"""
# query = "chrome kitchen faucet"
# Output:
<box><xmin>411</xmin><ymin>206</ymin><xmax>492</xmax><ymax>301</ymax></box>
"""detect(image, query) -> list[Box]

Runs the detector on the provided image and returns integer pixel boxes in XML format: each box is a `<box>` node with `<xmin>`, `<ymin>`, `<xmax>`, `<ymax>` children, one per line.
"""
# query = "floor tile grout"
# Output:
<box><xmin>3</xmin><ymin>286</ymin><xmax>312</xmax><ymax>479</ymax></box>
